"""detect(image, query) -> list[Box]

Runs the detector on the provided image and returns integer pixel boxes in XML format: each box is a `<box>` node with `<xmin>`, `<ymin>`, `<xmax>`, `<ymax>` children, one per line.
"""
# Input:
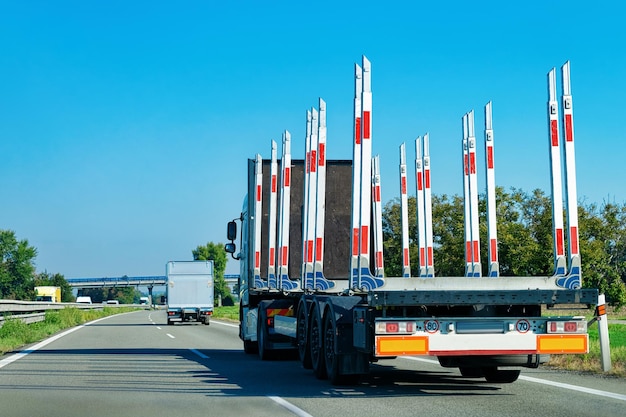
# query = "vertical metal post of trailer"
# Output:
<box><xmin>399</xmin><ymin>143</ymin><xmax>411</xmax><ymax>277</ymax></box>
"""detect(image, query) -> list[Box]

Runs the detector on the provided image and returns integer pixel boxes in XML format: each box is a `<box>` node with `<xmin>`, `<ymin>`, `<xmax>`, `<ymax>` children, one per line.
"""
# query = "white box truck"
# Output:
<box><xmin>165</xmin><ymin>260</ymin><xmax>214</xmax><ymax>325</ymax></box>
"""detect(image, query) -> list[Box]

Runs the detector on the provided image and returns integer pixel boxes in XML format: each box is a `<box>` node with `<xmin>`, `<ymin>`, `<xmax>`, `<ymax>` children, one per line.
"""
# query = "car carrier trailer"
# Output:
<box><xmin>225</xmin><ymin>56</ymin><xmax>598</xmax><ymax>385</ymax></box>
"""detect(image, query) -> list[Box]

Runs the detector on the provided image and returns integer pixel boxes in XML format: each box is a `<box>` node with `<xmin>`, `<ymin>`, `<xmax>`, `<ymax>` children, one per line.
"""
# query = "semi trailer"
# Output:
<box><xmin>225</xmin><ymin>56</ymin><xmax>597</xmax><ymax>385</ymax></box>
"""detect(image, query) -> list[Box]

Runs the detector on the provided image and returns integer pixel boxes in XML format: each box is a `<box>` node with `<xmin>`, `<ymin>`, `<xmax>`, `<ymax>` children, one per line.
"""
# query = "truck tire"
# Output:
<box><xmin>297</xmin><ymin>301</ymin><xmax>312</xmax><ymax>369</ymax></box>
<box><xmin>459</xmin><ymin>367</ymin><xmax>484</xmax><ymax>378</ymax></box>
<box><xmin>257</xmin><ymin>303</ymin><xmax>271</xmax><ymax>361</ymax></box>
<box><xmin>482</xmin><ymin>367</ymin><xmax>520</xmax><ymax>383</ymax></box>
<box><xmin>310</xmin><ymin>303</ymin><xmax>327</xmax><ymax>379</ymax></box>
<box><xmin>203</xmin><ymin>316</ymin><xmax>210</xmax><ymax>325</ymax></box>
<box><xmin>243</xmin><ymin>340</ymin><xmax>258</xmax><ymax>354</ymax></box>
<box><xmin>323</xmin><ymin>308</ymin><xmax>358</xmax><ymax>385</ymax></box>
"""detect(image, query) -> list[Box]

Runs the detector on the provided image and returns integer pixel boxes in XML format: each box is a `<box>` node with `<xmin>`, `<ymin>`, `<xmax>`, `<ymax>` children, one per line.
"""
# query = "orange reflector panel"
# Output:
<box><xmin>537</xmin><ymin>334</ymin><xmax>588</xmax><ymax>354</ymax></box>
<box><xmin>266</xmin><ymin>308</ymin><xmax>293</xmax><ymax>317</ymax></box>
<box><xmin>375</xmin><ymin>336</ymin><xmax>429</xmax><ymax>356</ymax></box>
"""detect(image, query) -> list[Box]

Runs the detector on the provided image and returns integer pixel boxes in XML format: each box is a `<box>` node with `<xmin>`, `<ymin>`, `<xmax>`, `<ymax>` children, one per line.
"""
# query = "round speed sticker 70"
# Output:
<box><xmin>516</xmin><ymin>319</ymin><xmax>530</xmax><ymax>333</ymax></box>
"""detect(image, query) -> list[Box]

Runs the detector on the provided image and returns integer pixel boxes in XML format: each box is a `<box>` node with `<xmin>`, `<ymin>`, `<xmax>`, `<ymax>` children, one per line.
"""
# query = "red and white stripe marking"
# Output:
<box><xmin>400</xmin><ymin>143</ymin><xmax>411</xmax><ymax>277</ymax></box>
<box><xmin>547</xmin><ymin>68</ymin><xmax>567</xmax><ymax>275</ymax></box>
<box><xmin>350</xmin><ymin>63</ymin><xmax>363</xmax><ymax>285</ymax></box>
<box><xmin>415</xmin><ymin>136</ymin><xmax>427</xmax><ymax>277</ymax></box>
<box><xmin>484</xmin><ymin>102</ymin><xmax>499</xmax><ymax>277</ymax></box>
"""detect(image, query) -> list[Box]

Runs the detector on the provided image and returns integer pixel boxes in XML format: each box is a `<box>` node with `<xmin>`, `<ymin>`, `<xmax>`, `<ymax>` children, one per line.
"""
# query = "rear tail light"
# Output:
<box><xmin>547</xmin><ymin>320</ymin><xmax>587</xmax><ymax>334</ymax></box>
<box><xmin>375</xmin><ymin>321</ymin><xmax>416</xmax><ymax>334</ymax></box>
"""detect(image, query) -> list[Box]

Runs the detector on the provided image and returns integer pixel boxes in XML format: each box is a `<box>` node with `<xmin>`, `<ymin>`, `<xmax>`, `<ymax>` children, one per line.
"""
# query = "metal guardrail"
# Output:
<box><xmin>0</xmin><ymin>300</ymin><xmax>130</xmax><ymax>327</ymax></box>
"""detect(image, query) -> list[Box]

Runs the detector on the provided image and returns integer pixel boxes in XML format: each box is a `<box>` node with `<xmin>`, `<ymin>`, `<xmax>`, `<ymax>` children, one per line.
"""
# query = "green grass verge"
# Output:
<box><xmin>0</xmin><ymin>307</ymin><xmax>139</xmax><ymax>356</ymax></box>
<box><xmin>548</xmin><ymin>323</ymin><xmax>626</xmax><ymax>377</ymax></box>
<box><xmin>212</xmin><ymin>305</ymin><xmax>239</xmax><ymax>321</ymax></box>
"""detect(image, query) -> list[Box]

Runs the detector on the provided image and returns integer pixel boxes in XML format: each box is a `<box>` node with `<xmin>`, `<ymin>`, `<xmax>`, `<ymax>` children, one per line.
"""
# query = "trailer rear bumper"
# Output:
<box><xmin>374</xmin><ymin>333</ymin><xmax>588</xmax><ymax>357</ymax></box>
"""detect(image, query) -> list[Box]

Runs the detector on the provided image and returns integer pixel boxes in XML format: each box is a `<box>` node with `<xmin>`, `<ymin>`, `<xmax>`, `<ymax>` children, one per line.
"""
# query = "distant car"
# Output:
<box><xmin>76</xmin><ymin>296</ymin><xmax>92</xmax><ymax>304</ymax></box>
<box><xmin>106</xmin><ymin>300</ymin><xmax>119</xmax><ymax>305</ymax></box>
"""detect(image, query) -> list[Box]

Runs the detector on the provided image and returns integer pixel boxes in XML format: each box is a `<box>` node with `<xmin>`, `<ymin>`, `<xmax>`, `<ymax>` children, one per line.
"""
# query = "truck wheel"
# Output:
<box><xmin>204</xmin><ymin>316</ymin><xmax>210</xmax><ymax>325</ymax></box>
<box><xmin>309</xmin><ymin>303</ymin><xmax>327</xmax><ymax>379</ymax></box>
<box><xmin>297</xmin><ymin>302</ymin><xmax>312</xmax><ymax>369</ymax></box>
<box><xmin>167</xmin><ymin>319</ymin><xmax>172</xmax><ymax>326</ymax></box>
<box><xmin>323</xmin><ymin>309</ymin><xmax>357</xmax><ymax>385</ymax></box>
<box><xmin>243</xmin><ymin>340</ymin><xmax>258</xmax><ymax>354</ymax></box>
<box><xmin>459</xmin><ymin>367</ymin><xmax>484</xmax><ymax>378</ymax></box>
<box><xmin>483</xmin><ymin>367</ymin><xmax>520</xmax><ymax>383</ymax></box>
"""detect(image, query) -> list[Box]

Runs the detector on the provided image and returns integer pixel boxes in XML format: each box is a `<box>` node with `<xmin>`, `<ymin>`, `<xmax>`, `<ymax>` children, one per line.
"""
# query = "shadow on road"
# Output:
<box><xmin>14</xmin><ymin>347</ymin><xmax>504</xmax><ymax>398</ymax></box>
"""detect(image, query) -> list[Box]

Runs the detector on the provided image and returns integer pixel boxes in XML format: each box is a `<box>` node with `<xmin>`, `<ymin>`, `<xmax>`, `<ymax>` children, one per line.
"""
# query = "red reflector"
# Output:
<box><xmin>550</xmin><ymin>322</ymin><xmax>557</xmax><ymax>332</ymax></box>
<box><xmin>386</xmin><ymin>323</ymin><xmax>399</xmax><ymax>333</ymax></box>
<box><xmin>564</xmin><ymin>322</ymin><xmax>577</xmax><ymax>332</ymax></box>
<box><xmin>406</xmin><ymin>322</ymin><xmax>414</xmax><ymax>332</ymax></box>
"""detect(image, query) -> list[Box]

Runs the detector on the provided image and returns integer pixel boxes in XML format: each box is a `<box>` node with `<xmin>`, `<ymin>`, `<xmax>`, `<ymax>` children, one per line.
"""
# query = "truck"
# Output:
<box><xmin>225</xmin><ymin>56</ymin><xmax>598</xmax><ymax>385</ymax></box>
<box><xmin>165</xmin><ymin>260</ymin><xmax>214</xmax><ymax>325</ymax></box>
<box><xmin>35</xmin><ymin>286</ymin><xmax>61</xmax><ymax>303</ymax></box>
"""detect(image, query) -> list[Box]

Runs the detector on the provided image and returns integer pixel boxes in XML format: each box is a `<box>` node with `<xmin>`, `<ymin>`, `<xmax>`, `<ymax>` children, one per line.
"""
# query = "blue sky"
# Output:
<box><xmin>1</xmin><ymin>1</ymin><xmax>625</xmax><ymax>278</ymax></box>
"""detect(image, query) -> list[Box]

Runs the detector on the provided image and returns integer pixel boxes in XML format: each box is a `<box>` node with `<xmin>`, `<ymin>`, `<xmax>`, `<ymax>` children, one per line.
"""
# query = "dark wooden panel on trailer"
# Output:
<box><xmin>255</xmin><ymin>159</ymin><xmax>353</xmax><ymax>282</ymax></box>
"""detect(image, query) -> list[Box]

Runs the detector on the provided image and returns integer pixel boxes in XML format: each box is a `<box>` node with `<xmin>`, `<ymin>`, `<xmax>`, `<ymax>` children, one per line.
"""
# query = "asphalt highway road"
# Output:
<box><xmin>0</xmin><ymin>310</ymin><xmax>625</xmax><ymax>417</ymax></box>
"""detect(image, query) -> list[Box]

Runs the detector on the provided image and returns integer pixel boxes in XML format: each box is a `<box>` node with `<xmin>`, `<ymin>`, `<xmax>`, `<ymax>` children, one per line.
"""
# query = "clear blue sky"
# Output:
<box><xmin>1</xmin><ymin>1</ymin><xmax>625</xmax><ymax>278</ymax></box>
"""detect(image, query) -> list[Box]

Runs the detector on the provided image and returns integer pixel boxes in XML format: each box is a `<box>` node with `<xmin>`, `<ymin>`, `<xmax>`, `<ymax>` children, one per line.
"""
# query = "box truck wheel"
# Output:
<box><xmin>310</xmin><ymin>303</ymin><xmax>327</xmax><ymax>379</ymax></box>
<box><xmin>297</xmin><ymin>301</ymin><xmax>312</xmax><ymax>369</ymax></box>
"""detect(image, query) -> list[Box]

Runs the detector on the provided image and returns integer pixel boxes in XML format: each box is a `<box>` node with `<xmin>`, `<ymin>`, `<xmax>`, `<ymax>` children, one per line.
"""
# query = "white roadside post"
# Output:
<box><xmin>596</xmin><ymin>294</ymin><xmax>611</xmax><ymax>372</ymax></box>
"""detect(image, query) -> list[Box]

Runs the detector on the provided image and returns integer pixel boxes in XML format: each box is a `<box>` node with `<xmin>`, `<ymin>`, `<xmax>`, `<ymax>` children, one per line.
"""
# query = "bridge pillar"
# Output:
<box><xmin>147</xmin><ymin>286</ymin><xmax>154</xmax><ymax>308</ymax></box>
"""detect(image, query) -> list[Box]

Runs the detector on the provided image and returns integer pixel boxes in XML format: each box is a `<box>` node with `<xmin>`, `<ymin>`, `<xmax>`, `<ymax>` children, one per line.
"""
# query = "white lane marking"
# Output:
<box><xmin>0</xmin><ymin>315</ymin><xmax>114</xmax><ymax>370</ymax></box>
<box><xmin>190</xmin><ymin>349</ymin><xmax>209</xmax><ymax>359</ymax></box>
<box><xmin>401</xmin><ymin>356</ymin><xmax>626</xmax><ymax>401</ymax></box>
<box><xmin>166</xmin><ymin>333</ymin><xmax>175</xmax><ymax>339</ymax></box>
<box><xmin>210</xmin><ymin>320</ymin><xmax>239</xmax><ymax>328</ymax></box>
<box><xmin>519</xmin><ymin>375</ymin><xmax>626</xmax><ymax>402</ymax></box>
<box><xmin>156</xmin><ymin>326</ymin><xmax>162</xmax><ymax>330</ymax></box>
<box><xmin>268</xmin><ymin>395</ymin><xmax>313</xmax><ymax>417</ymax></box>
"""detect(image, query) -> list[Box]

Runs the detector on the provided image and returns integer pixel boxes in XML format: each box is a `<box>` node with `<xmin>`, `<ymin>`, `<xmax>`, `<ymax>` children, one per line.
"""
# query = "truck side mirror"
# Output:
<box><xmin>225</xmin><ymin>242</ymin><xmax>236</xmax><ymax>254</ymax></box>
<box><xmin>227</xmin><ymin>221</ymin><xmax>237</xmax><ymax>241</ymax></box>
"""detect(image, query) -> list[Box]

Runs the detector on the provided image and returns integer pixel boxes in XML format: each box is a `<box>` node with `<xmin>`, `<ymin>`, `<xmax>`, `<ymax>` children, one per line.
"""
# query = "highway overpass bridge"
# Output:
<box><xmin>67</xmin><ymin>275</ymin><xmax>240</xmax><ymax>298</ymax></box>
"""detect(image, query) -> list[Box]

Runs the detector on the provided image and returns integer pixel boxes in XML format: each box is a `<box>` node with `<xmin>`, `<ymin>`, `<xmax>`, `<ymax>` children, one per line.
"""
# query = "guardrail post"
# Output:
<box><xmin>597</xmin><ymin>294</ymin><xmax>611</xmax><ymax>372</ymax></box>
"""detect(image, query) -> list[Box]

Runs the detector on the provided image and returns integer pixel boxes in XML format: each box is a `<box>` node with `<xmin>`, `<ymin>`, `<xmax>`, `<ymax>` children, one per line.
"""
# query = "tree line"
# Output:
<box><xmin>3</xmin><ymin>186</ymin><xmax>626</xmax><ymax>308</ymax></box>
